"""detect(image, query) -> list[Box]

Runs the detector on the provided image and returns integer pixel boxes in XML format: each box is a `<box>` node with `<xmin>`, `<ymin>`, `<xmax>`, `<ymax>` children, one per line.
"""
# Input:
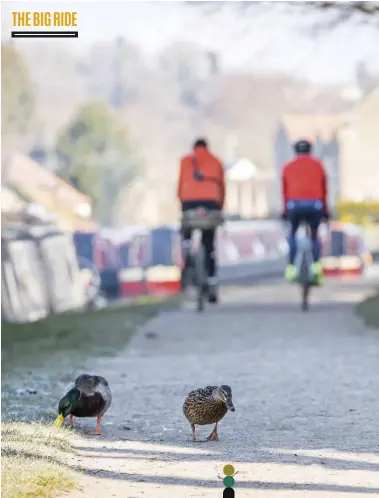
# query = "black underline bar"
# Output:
<box><xmin>11</xmin><ymin>31</ymin><xmax>79</xmax><ymax>38</ymax></box>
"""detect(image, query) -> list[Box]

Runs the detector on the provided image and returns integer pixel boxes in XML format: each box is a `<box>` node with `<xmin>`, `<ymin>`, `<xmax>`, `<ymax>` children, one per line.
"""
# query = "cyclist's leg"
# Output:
<box><xmin>201</xmin><ymin>229</ymin><xmax>216</xmax><ymax>278</ymax></box>
<box><xmin>181</xmin><ymin>200</ymin><xmax>201</xmax><ymax>289</ymax></box>
<box><xmin>308</xmin><ymin>214</ymin><xmax>322</xmax><ymax>261</ymax></box>
<box><xmin>307</xmin><ymin>210</ymin><xmax>324</xmax><ymax>283</ymax></box>
<box><xmin>202</xmin><ymin>228</ymin><xmax>218</xmax><ymax>302</ymax></box>
<box><xmin>285</xmin><ymin>208</ymin><xmax>300</xmax><ymax>281</ymax></box>
<box><xmin>180</xmin><ymin>224</ymin><xmax>193</xmax><ymax>290</ymax></box>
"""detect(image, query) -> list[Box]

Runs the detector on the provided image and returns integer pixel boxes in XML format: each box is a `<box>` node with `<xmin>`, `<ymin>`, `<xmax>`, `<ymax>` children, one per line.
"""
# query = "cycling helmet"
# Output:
<box><xmin>294</xmin><ymin>139</ymin><xmax>312</xmax><ymax>155</ymax></box>
<box><xmin>193</xmin><ymin>138</ymin><xmax>208</xmax><ymax>149</ymax></box>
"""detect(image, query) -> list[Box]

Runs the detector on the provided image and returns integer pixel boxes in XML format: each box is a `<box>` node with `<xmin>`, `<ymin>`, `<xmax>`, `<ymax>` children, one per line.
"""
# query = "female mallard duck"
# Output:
<box><xmin>54</xmin><ymin>374</ymin><xmax>112</xmax><ymax>435</ymax></box>
<box><xmin>183</xmin><ymin>385</ymin><xmax>235</xmax><ymax>442</ymax></box>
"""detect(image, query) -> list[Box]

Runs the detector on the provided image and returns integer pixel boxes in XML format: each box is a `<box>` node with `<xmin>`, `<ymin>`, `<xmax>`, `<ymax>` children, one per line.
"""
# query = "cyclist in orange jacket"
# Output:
<box><xmin>177</xmin><ymin>138</ymin><xmax>225</xmax><ymax>302</ymax></box>
<box><xmin>281</xmin><ymin>139</ymin><xmax>329</xmax><ymax>283</ymax></box>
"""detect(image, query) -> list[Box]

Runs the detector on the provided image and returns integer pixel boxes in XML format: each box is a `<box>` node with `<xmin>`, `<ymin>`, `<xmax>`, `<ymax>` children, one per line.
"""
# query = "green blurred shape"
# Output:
<box><xmin>223</xmin><ymin>476</ymin><xmax>235</xmax><ymax>488</ymax></box>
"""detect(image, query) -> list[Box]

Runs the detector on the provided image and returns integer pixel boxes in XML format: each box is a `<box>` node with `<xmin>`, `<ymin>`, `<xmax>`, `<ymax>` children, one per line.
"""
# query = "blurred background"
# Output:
<box><xmin>3</xmin><ymin>5</ymin><xmax>379</xmax><ymax>491</ymax></box>
<box><xmin>2</xmin><ymin>1</ymin><xmax>379</xmax><ymax>230</ymax></box>
<box><xmin>1</xmin><ymin>1</ymin><xmax>379</xmax><ymax>316</ymax></box>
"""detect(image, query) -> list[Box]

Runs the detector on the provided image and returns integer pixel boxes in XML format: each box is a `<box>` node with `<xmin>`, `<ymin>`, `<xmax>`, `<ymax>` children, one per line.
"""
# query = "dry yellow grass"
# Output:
<box><xmin>1</xmin><ymin>422</ymin><xmax>80</xmax><ymax>498</ymax></box>
<box><xmin>1</xmin><ymin>296</ymin><xmax>181</xmax><ymax>495</ymax></box>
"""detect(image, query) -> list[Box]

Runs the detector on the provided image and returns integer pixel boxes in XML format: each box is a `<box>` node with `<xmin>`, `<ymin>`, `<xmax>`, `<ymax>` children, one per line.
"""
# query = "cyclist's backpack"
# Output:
<box><xmin>192</xmin><ymin>155</ymin><xmax>205</xmax><ymax>181</ymax></box>
<box><xmin>192</xmin><ymin>155</ymin><xmax>222</xmax><ymax>186</ymax></box>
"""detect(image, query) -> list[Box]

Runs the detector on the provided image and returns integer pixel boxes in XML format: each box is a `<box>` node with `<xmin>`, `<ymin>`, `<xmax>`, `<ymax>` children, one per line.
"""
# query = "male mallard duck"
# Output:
<box><xmin>54</xmin><ymin>374</ymin><xmax>112</xmax><ymax>435</ymax></box>
<box><xmin>183</xmin><ymin>385</ymin><xmax>235</xmax><ymax>442</ymax></box>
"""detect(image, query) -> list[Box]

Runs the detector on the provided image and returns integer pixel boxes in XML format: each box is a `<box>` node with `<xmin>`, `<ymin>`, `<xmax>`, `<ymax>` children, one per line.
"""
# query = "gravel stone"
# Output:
<box><xmin>67</xmin><ymin>276</ymin><xmax>379</xmax><ymax>498</ymax></box>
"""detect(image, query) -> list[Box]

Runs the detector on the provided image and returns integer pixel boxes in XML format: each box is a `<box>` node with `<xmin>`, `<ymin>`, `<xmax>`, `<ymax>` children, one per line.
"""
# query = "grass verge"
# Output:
<box><xmin>1</xmin><ymin>422</ymin><xmax>79</xmax><ymax>498</ymax></box>
<box><xmin>2</xmin><ymin>294</ymin><xmax>180</xmax><ymax>421</ymax></box>
<box><xmin>356</xmin><ymin>290</ymin><xmax>379</xmax><ymax>329</ymax></box>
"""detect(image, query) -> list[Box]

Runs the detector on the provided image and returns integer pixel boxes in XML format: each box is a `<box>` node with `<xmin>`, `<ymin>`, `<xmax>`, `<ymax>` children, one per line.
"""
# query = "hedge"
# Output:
<box><xmin>337</xmin><ymin>200</ymin><xmax>379</xmax><ymax>225</ymax></box>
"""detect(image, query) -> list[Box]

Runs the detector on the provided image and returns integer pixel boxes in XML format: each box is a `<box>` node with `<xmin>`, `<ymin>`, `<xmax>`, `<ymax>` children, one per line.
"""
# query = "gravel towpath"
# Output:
<box><xmin>66</xmin><ymin>275</ymin><xmax>379</xmax><ymax>498</ymax></box>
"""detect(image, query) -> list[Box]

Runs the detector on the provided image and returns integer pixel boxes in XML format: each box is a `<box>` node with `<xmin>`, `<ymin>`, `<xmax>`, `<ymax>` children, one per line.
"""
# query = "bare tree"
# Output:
<box><xmin>306</xmin><ymin>1</ymin><xmax>379</xmax><ymax>29</ymax></box>
<box><xmin>186</xmin><ymin>1</ymin><xmax>379</xmax><ymax>29</ymax></box>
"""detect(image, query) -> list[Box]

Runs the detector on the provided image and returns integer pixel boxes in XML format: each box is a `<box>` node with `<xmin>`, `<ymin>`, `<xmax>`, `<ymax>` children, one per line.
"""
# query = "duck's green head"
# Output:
<box><xmin>54</xmin><ymin>388</ymin><xmax>80</xmax><ymax>428</ymax></box>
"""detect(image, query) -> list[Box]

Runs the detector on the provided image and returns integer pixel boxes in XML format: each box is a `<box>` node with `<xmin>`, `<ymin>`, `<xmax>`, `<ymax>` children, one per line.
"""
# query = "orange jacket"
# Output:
<box><xmin>281</xmin><ymin>155</ymin><xmax>328</xmax><ymax>212</ymax></box>
<box><xmin>177</xmin><ymin>147</ymin><xmax>225</xmax><ymax>207</ymax></box>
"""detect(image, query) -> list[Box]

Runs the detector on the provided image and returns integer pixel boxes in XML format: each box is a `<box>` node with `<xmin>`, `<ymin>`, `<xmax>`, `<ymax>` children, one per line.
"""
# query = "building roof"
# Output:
<box><xmin>226</xmin><ymin>158</ymin><xmax>258</xmax><ymax>182</ymax></box>
<box><xmin>280</xmin><ymin>113</ymin><xmax>349</xmax><ymax>142</ymax></box>
<box><xmin>4</xmin><ymin>153</ymin><xmax>90</xmax><ymax>206</ymax></box>
<box><xmin>1</xmin><ymin>186</ymin><xmax>25</xmax><ymax>213</ymax></box>
<box><xmin>3</xmin><ymin>153</ymin><xmax>96</xmax><ymax>232</ymax></box>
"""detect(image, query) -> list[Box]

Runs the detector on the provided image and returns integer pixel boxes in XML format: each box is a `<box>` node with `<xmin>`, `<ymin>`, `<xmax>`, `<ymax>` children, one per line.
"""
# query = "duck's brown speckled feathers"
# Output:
<box><xmin>183</xmin><ymin>385</ymin><xmax>228</xmax><ymax>426</ymax></box>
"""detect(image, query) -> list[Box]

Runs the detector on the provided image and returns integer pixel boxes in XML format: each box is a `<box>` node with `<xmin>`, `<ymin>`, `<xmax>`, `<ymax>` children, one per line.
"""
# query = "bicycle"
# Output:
<box><xmin>181</xmin><ymin>208</ymin><xmax>224</xmax><ymax>312</ymax></box>
<box><xmin>292</xmin><ymin>221</ymin><xmax>327</xmax><ymax>311</ymax></box>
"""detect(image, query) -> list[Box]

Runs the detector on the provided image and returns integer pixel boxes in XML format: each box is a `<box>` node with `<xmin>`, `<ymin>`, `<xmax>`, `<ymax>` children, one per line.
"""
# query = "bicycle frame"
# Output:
<box><xmin>182</xmin><ymin>228</ymin><xmax>207</xmax><ymax>311</ymax></box>
<box><xmin>181</xmin><ymin>208</ymin><xmax>223</xmax><ymax>312</ymax></box>
<box><xmin>295</xmin><ymin>223</ymin><xmax>314</xmax><ymax>283</ymax></box>
<box><xmin>289</xmin><ymin>220</ymin><xmax>328</xmax><ymax>311</ymax></box>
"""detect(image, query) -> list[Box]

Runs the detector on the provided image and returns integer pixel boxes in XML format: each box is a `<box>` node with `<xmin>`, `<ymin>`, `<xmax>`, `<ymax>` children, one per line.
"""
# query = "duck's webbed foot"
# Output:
<box><xmin>191</xmin><ymin>424</ymin><xmax>198</xmax><ymax>442</ymax></box>
<box><xmin>206</xmin><ymin>422</ymin><xmax>219</xmax><ymax>441</ymax></box>
<box><xmin>191</xmin><ymin>424</ymin><xmax>204</xmax><ymax>443</ymax></box>
<box><xmin>88</xmin><ymin>416</ymin><xmax>102</xmax><ymax>435</ymax></box>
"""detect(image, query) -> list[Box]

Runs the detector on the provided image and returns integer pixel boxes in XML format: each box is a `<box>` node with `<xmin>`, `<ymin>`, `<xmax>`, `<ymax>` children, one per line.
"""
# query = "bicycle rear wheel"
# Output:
<box><xmin>181</xmin><ymin>250</ymin><xmax>192</xmax><ymax>291</ymax></box>
<box><xmin>299</xmin><ymin>255</ymin><xmax>310</xmax><ymax>311</ymax></box>
<box><xmin>194</xmin><ymin>244</ymin><xmax>206</xmax><ymax>312</ymax></box>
